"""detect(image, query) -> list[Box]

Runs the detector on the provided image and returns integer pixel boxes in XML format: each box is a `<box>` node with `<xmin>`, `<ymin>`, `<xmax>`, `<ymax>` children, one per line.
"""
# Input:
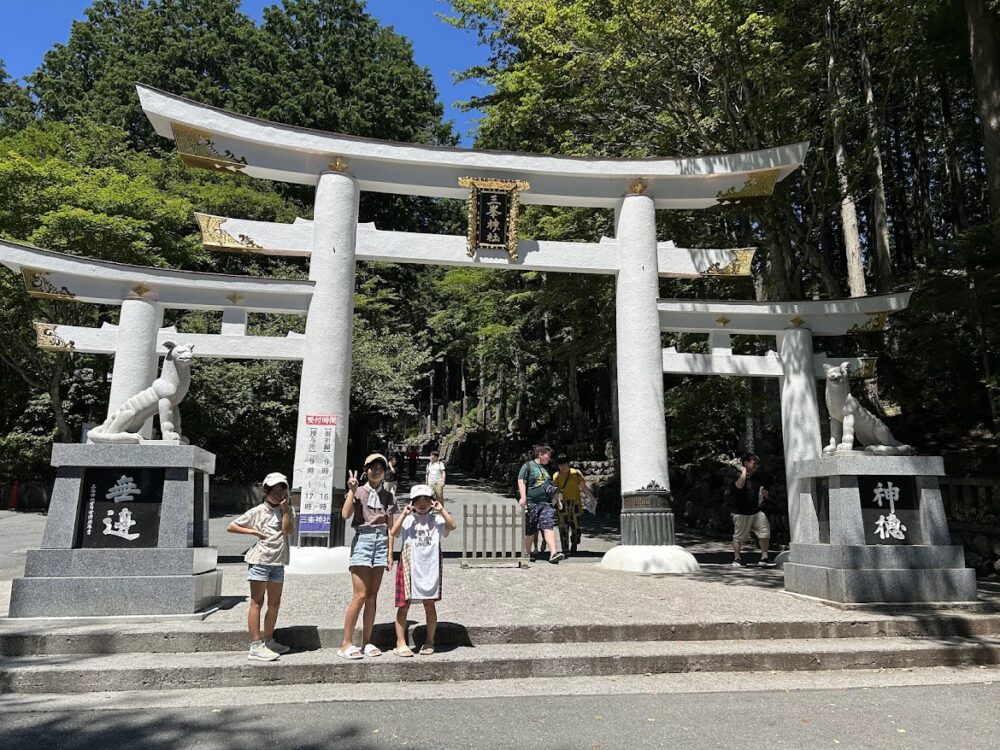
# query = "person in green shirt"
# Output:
<box><xmin>517</xmin><ymin>445</ymin><xmax>566</xmax><ymax>563</ymax></box>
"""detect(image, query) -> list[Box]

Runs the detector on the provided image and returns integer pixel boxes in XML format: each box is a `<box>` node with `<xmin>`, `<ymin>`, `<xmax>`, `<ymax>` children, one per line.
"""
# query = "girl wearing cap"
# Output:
<box><xmin>227</xmin><ymin>472</ymin><xmax>293</xmax><ymax>661</ymax></box>
<box><xmin>338</xmin><ymin>453</ymin><xmax>395</xmax><ymax>659</ymax></box>
<box><xmin>389</xmin><ymin>484</ymin><xmax>456</xmax><ymax>657</ymax></box>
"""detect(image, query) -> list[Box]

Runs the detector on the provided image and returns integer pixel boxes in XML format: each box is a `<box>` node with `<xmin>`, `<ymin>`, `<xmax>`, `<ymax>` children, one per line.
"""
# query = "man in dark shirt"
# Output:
<box><xmin>728</xmin><ymin>453</ymin><xmax>774</xmax><ymax>567</ymax></box>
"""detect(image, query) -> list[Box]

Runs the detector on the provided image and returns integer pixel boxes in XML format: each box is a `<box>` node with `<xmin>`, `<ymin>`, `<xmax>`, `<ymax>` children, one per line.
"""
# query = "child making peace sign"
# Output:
<box><xmin>337</xmin><ymin>453</ymin><xmax>395</xmax><ymax>659</ymax></box>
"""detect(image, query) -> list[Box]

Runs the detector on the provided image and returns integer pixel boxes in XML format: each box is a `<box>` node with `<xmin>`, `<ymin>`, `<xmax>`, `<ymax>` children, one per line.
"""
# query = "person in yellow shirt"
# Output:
<box><xmin>552</xmin><ymin>456</ymin><xmax>597</xmax><ymax>556</ymax></box>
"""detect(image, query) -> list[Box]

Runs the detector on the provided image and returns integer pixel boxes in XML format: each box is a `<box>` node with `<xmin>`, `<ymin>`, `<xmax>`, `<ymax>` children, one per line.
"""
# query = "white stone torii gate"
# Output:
<box><xmin>658</xmin><ymin>292</ymin><xmax>912</xmax><ymax>543</ymax></box>
<box><xmin>132</xmin><ymin>84</ymin><xmax>808</xmax><ymax>498</ymax></box>
<box><xmin>0</xmin><ymin>83</ymin><xmax>810</xmax><ymax>550</ymax></box>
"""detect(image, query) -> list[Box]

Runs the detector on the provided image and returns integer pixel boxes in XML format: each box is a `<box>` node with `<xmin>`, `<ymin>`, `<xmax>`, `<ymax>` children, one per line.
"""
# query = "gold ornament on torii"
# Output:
<box><xmin>458</xmin><ymin>177</ymin><xmax>530</xmax><ymax>261</ymax></box>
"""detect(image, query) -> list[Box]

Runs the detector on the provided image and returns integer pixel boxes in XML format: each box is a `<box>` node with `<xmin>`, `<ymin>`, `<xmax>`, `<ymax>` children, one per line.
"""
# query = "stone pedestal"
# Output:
<box><xmin>602</xmin><ymin>485</ymin><xmax>698</xmax><ymax>574</ymax></box>
<box><xmin>784</xmin><ymin>453</ymin><xmax>976</xmax><ymax>604</ymax></box>
<box><xmin>620</xmin><ymin>486</ymin><xmax>676</xmax><ymax>546</ymax></box>
<box><xmin>8</xmin><ymin>444</ymin><xmax>222</xmax><ymax>617</ymax></box>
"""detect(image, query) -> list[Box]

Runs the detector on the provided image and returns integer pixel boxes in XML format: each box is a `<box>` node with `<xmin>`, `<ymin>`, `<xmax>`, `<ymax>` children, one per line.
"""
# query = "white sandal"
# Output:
<box><xmin>337</xmin><ymin>646</ymin><xmax>363</xmax><ymax>660</ymax></box>
<box><xmin>363</xmin><ymin>643</ymin><xmax>382</xmax><ymax>657</ymax></box>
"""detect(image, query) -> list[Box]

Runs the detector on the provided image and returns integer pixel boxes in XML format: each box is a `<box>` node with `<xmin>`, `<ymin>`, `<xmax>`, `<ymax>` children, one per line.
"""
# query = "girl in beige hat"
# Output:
<box><xmin>338</xmin><ymin>453</ymin><xmax>395</xmax><ymax>659</ymax></box>
<box><xmin>227</xmin><ymin>471</ymin><xmax>293</xmax><ymax>661</ymax></box>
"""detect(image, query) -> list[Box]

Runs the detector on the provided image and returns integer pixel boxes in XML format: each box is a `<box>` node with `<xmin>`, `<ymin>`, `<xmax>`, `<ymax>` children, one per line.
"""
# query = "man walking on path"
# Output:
<box><xmin>729</xmin><ymin>453</ymin><xmax>774</xmax><ymax>567</ymax></box>
<box><xmin>425</xmin><ymin>450</ymin><xmax>447</xmax><ymax>504</ymax></box>
<box><xmin>517</xmin><ymin>445</ymin><xmax>566</xmax><ymax>564</ymax></box>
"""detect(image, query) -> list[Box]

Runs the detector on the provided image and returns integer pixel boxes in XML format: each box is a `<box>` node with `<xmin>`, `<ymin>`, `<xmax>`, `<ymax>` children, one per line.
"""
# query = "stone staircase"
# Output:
<box><xmin>3</xmin><ymin>616</ymin><xmax>1000</xmax><ymax>695</ymax></box>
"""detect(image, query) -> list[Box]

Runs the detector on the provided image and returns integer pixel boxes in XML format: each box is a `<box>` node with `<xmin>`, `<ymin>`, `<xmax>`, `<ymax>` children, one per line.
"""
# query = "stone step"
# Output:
<box><xmin>5</xmin><ymin>615</ymin><xmax>1000</xmax><ymax>656</ymax></box>
<box><xmin>3</xmin><ymin>636</ymin><xmax>999</xmax><ymax>694</ymax></box>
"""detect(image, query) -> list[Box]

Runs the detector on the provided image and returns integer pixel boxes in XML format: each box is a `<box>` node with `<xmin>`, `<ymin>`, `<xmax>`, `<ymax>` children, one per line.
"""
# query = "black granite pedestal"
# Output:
<box><xmin>8</xmin><ymin>444</ymin><xmax>222</xmax><ymax>617</ymax></box>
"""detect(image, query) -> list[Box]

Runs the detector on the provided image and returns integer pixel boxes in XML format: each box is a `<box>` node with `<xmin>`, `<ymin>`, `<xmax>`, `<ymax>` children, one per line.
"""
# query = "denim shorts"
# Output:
<box><xmin>349</xmin><ymin>526</ymin><xmax>389</xmax><ymax>568</ymax></box>
<box><xmin>525</xmin><ymin>502</ymin><xmax>557</xmax><ymax>535</ymax></box>
<box><xmin>247</xmin><ymin>563</ymin><xmax>285</xmax><ymax>582</ymax></box>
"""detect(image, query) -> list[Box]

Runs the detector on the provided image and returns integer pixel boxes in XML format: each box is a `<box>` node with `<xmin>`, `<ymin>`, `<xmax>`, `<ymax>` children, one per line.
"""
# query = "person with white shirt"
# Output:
<box><xmin>424</xmin><ymin>450</ymin><xmax>447</xmax><ymax>504</ymax></box>
<box><xmin>390</xmin><ymin>484</ymin><xmax>456</xmax><ymax>656</ymax></box>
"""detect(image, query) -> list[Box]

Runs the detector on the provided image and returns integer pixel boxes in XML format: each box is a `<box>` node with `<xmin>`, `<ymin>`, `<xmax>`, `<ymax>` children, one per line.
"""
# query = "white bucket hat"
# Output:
<box><xmin>262</xmin><ymin>471</ymin><xmax>289</xmax><ymax>488</ymax></box>
<box><xmin>409</xmin><ymin>484</ymin><xmax>433</xmax><ymax>500</ymax></box>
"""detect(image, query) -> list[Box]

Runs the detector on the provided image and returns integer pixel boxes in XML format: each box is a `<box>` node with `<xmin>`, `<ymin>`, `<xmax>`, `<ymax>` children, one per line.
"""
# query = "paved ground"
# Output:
<box><xmin>3</xmin><ymin>470</ymin><xmax>998</xmax><ymax>629</ymax></box>
<box><xmin>3</xmin><ymin>471</ymin><xmax>1000</xmax><ymax>748</ymax></box>
<box><xmin>2</xmin><ymin>681</ymin><xmax>998</xmax><ymax>749</ymax></box>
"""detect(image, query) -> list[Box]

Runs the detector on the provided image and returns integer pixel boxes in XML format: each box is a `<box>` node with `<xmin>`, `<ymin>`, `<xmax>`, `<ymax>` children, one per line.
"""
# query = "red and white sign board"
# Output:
<box><xmin>305</xmin><ymin>414</ymin><xmax>338</xmax><ymax>426</ymax></box>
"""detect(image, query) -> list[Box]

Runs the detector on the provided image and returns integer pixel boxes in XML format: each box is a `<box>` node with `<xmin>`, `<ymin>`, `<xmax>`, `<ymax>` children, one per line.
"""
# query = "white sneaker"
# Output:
<box><xmin>266</xmin><ymin>638</ymin><xmax>290</xmax><ymax>655</ymax></box>
<box><xmin>248</xmin><ymin>641</ymin><xmax>280</xmax><ymax>661</ymax></box>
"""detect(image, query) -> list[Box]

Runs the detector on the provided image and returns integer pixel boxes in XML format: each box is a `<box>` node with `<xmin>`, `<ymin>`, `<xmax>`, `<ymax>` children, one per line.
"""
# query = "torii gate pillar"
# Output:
<box><xmin>614</xmin><ymin>193</ymin><xmax>670</xmax><ymax>493</ymax></box>
<box><xmin>293</xmin><ymin>171</ymin><xmax>360</xmax><ymax>495</ymax></box>
<box><xmin>108</xmin><ymin>297</ymin><xmax>164</xmax><ymax>439</ymax></box>
<box><xmin>777</xmin><ymin>328</ymin><xmax>824</xmax><ymax>542</ymax></box>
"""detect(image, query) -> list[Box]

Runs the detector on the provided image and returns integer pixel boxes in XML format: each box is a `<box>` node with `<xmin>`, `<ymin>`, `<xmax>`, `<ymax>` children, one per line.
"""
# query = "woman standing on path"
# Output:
<box><xmin>552</xmin><ymin>456</ymin><xmax>598</xmax><ymax>556</ymax></box>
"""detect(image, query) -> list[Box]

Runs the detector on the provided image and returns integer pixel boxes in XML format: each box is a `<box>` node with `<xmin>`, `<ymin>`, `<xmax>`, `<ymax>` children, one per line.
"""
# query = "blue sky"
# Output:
<box><xmin>0</xmin><ymin>0</ymin><xmax>490</xmax><ymax>145</ymax></box>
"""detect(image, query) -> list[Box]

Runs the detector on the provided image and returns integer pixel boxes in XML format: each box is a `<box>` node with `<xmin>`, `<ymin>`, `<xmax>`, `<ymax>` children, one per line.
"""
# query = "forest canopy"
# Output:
<box><xmin>1</xmin><ymin>0</ymin><xmax>998</xmax><ymax>481</ymax></box>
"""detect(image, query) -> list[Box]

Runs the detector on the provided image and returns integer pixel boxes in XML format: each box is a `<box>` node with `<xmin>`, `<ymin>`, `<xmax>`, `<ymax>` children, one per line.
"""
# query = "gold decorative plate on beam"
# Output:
<box><xmin>21</xmin><ymin>268</ymin><xmax>75</xmax><ymax>301</ymax></box>
<box><xmin>458</xmin><ymin>177</ymin><xmax>530</xmax><ymax>260</ymax></box>
<box><xmin>33</xmin><ymin>321</ymin><xmax>75</xmax><ymax>351</ymax></box>
<box><xmin>702</xmin><ymin>248</ymin><xmax>755</xmax><ymax>277</ymax></box>
<box><xmin>195</xmin><ymin>213</ymin><xmax>263</xmax><ymax>252</ymax></box>
<box><xmin>847</xmin><ymin>311</ymin><xmax>889</xmax><ymax>334</ymax></box>
<box><xmin>715</xmin><ymin>169</ymin><xmax>781</xmax><ymax>203</ymax></box>
<box><xmin>171</xmin><ymin>123</ymin><xmax>248</xmax><ymax>173</ymax></box>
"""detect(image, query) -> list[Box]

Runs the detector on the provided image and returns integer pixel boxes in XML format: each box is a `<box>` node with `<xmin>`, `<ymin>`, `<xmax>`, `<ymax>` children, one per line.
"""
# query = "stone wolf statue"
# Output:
<box><xmin>88</xmin><ymin>342</ymin><xmax>194</xmax><ymax>444</ymax></box>
<box><xmin>822</xmin><ymin>361</ymin><xmax>912</xmax><ymax>455</ymax></box>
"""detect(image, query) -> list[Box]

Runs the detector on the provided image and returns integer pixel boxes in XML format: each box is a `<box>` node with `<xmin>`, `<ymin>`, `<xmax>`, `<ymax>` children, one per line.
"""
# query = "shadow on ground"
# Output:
<box><xmin>0</xmin><ymin>712</ymin><xmax>401</xmax><ymax>750</ymax></box>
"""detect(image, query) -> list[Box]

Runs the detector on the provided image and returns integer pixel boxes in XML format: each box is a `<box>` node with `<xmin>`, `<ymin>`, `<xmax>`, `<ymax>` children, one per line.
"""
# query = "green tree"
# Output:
<box><xmin>29</xmin><ymin>0</ymin><xmax>260</xmax><ymax>149</ymax></box>
<box><xmin>0</xmin><ymin>61</ymin><xmax>34</xmax><ymax>137</ymax></box>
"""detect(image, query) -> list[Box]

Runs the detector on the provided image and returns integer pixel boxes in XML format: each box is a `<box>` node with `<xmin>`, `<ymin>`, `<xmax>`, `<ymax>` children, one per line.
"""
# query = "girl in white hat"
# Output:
<box><xmin>227</xmin><ymin>471</ymin><xmax>293</xmax><ymax>661</ymax></box>
<box><xmin>389</xmin><ymin>483</ymin><xmax>456</xmax><ymax>657</ymax></box>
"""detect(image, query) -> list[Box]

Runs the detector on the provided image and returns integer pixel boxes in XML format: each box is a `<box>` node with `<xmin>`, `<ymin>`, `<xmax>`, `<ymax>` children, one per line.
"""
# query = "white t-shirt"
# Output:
<box><xmin>399</xmin><ymin>512</ymin><xmax>449</xmax><ymax>599</ymax></box>
<box><xmin>426</xmin><ymin>460</ymin><xmax>446</xmax><ymax>485</ymax></box>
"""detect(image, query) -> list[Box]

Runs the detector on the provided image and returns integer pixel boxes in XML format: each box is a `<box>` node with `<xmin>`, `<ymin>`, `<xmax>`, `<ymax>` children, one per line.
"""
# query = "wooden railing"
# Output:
<box><xmin>461</xmin><ymin>503</ymin><xmax>526</xmax><ymax>567</ymax></box>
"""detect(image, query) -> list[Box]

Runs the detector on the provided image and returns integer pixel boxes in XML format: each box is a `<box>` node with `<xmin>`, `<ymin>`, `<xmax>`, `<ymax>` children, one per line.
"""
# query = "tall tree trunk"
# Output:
<box><xmin>48</xmin><ymin>352</ymin><xmax>72</xmax><ymax>442</ymax></box>
<box><xmin>514</xmin><ymin>349</ymin><xmax>526</xmax><ymax>433</ymax></box>
<box><xmin>763</xmin><ymin>206</ymin><xmax>804</xmax><ymax>300</ymax></box>
<box><xmin>826</xmin><ymin>4</ymin><xmax>866</xmax><ymax>297</ymax></box>
<box><xmin>968</xmin><ymin>274</ymin><xmax>1000</xmax><ymax>431</ymax></box>
<box><xmin>912</xmin><ymin>102</ymin><xmax>935</xmax><ymax>261</ymax></box>
<box><xmin>443</xmin><ymin>357</ymin><xmax>450</xmax><ymax>417</ymax></box>
<box><xmin>496</xmin><ymin>364</ymin><xmax>506</xmax><ymax>429</ymax></box>
<box><xmin>888</xmin><ymin>109</ymin><xmax>914</xmax><ymax>269</ymax></box>
<box><xmin>568</xmin><ymin>355</ymin><xmax>584</xmax><ymax>436</ymax></box>
<box><xmin>477</xmin><ymin>338</ymin><xmax>487</xmax><ymax>429</ymax></box>
<box><xmin>860</xmin><ymin>36</ymin><xmax>893</xmax><ymax>292</ymax></box>
<box><xmin>428</xmin><ymin>369</ymin><xmax>435</xmax><ymax>430</ymax></box>
<box><xmin>965</xmin><ymin>0</ymin><xmax>1000</xmax><ymax>247</ymax></box>
<box><xmin>940</xmin><ymin>75</ymin><xmax>968</xmax><ymax>234</ymax></box>
<box><xmin>460</xmin><ymin>359</ymin><xmax>468</xmax><ymax>424</ymax></box>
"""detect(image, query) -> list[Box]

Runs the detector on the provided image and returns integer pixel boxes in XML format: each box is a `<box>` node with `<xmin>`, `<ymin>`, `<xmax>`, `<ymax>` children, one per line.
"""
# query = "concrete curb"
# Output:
<box><xmin>3</xmin><ymin>637</ymin><xmax>999</xmax><ymax>694</ymax></box>
<box><xmin>3</xmin><ymin>615</ymin><xmax>1000</xmax><ymax>656</ymax></box>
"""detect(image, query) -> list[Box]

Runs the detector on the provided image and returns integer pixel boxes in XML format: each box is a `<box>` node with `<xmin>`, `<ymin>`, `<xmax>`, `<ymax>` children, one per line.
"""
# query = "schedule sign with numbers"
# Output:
<box><xmin>299</xmin><ymin>415</ymin><xmax>337</xmax><ymax>534</ymax></box>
